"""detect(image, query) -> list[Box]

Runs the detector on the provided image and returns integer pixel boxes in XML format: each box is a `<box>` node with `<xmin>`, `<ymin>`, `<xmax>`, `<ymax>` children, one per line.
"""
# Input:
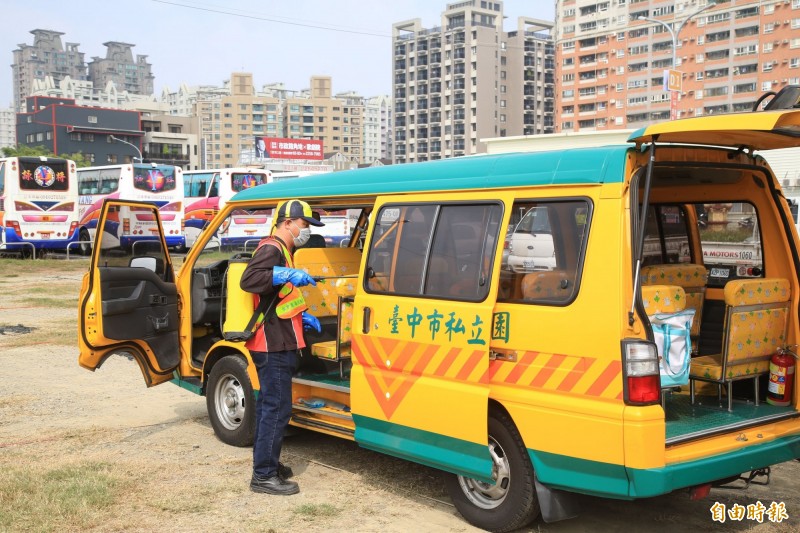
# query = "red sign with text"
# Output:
<box><xmin>255</xmin><ymin>137</ymin><xmax>324</xmax><ymax>160</ymax></box>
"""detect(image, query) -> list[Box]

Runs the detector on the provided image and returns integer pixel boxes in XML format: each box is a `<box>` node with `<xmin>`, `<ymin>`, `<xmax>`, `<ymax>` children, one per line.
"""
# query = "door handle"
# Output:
<box><xmin>362</xmin><ymin>306</ymin><xmax>372</xmax><ymax>334</ymax></box>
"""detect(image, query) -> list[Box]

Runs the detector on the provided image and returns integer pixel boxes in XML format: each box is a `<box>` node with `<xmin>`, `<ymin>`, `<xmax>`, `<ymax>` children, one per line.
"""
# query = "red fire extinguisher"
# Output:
<box><xmin>767</xmin><ymin>346</ymin><xmax>797</xmax><ymax>407</ymax></box>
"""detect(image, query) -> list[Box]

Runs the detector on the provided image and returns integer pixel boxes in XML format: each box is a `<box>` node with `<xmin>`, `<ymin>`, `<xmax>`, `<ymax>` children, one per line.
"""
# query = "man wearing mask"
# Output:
<box><xmin>240</xmin><ymin>199</ymin><xmax>324</xmax><ymax>495</ymax></box>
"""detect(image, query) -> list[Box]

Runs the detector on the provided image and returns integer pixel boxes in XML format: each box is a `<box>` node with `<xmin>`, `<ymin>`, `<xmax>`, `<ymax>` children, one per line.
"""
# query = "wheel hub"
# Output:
<box><xmin>214</xmin><ymin>374</ymin><xmax>244</xmax><ymax>430</ymax></box>
<box><xmin>457</xmin><ymin>436</ymin><xmax>510</xmax><ymax>510</ymax></box>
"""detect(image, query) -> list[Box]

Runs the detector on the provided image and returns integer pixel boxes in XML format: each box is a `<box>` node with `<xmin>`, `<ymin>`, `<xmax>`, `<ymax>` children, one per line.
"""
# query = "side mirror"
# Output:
<box><xmin>130</xmin><ymin>256</ymin><xmax>159</xmax><ymax>272</ymax></box>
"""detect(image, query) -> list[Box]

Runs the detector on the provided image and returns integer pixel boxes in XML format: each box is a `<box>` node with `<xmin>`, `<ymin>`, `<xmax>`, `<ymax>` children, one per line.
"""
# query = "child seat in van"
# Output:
<box><xmin>689</xmin><ymin>278</ymin><xmax>791</xmax><ymax>411</ymax></box>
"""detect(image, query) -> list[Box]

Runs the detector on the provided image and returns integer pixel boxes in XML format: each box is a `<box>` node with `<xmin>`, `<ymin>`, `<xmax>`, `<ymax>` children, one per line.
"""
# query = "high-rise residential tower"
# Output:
<box><xmin>11</xmin><ymin>29</ymin><xmax>88</xmax><ymax>112</ymax></box>
<box><xmin>392</xmin><ymin>1</ymin><xmax>555</xmax><ymax>163</ymax></box>
<box><xmin>555</xmin><ymin>0</ymin><xmax>800</xmax><ymax>132</ymax></box>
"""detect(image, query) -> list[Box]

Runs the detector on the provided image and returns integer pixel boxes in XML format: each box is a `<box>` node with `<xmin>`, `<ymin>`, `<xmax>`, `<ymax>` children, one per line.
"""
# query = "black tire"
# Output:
<box><xmin>206</xmin><ymin>355</ymin><xmax>256</xmax><ymax>447</ymax></box>
<box><xmin>444</xmin><ymin>409</ymin><xmax>540</xmax><ymax>532</ymax></box>
<box><xmin>79</xmin><ymin>228</ymin><xmax>92</xmax><ymax>256</ymax></box>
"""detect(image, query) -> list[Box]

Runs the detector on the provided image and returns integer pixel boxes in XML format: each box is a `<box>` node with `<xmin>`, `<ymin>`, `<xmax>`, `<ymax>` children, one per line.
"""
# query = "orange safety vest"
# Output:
<box><xmin>244</xmin><ymin>237</ymin><xmax>307</xmax><ymax>353</ymax></box>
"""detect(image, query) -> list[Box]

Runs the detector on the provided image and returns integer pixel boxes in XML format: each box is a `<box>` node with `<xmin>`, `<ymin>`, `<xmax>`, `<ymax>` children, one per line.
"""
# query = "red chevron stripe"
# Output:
<box><xmin>557</xmin><ymin>357</ymin><xmax>594</xmax><ymax>392</ymax></box>
<box><xmin>411</xmin><ymin>343</ymin><xmax>440</xmax><ymax>376</ymax></box>
<box><xmin>505</xmin><ymin>351</ymin><xmax>539</xmax><ymax>384</ymax></box>
<box><xmin>586</xmin><ymin>361</ymin><xmax>622</xmax><ymax>396</ymax></box>
<box><xmin>529</xmin><ymin>354</ymin><xmax>566</xmax><ymax>388</ymax></box>
<box><xmin>455</xmin><ymin>349</ymin><xmax>484</xmax><ymax>381</ymax></box>
<box><xmin>434</xmin><ymin>347</ymin><xmax>460</xmax><ymax>376</ymax></box>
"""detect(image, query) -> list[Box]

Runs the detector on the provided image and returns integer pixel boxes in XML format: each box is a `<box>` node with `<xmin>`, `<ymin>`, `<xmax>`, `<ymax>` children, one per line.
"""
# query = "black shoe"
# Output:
<box><xmin>250</xmin><ymin>474</ymin><xmax>299</xmax><ymax>495</ymax></box>
<box><xmin>278</xmin><ymin>462</ymin><xmax>294</xmax><ymax>480</ymax></box>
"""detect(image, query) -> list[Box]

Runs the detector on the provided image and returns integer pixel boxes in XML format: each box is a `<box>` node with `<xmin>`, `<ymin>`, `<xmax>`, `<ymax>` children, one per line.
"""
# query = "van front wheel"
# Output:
<box><xmin>206</xmin><ymin>355</ymin><xmax>255</xmax><ymax>447</ymax></box>
<box><xmin>444</xmin><ymin>410</ymin><xmax>540</xmax><ymax>532</ymax></box>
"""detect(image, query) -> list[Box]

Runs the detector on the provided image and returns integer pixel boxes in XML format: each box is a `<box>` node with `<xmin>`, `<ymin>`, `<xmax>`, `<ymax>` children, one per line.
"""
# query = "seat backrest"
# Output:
<box><xmin>294</xmin><ymin>247</ymin><xmax>361</xmax><ymax>318</ymax></box>
<box><xmin>641</xmin><ymin>264</ymin><xmax>708</xmax><ymax>335</ymax></box>
<box><xmin>299</xmin><ymin>234</ymin><xmax>326</xmax><ymax>249</ymax></box>
<box><xmin>520</xmin><ymin>270</ymin><xmax>573</xmax><ymax>301</ymax></box>
<box><xmin>641</xmin><ymin>285</ymin><xmax>686</xmax><ymax>315</ymax></box>
<box><xmin>722</xmin><ymin>278</ymin><xmax>791</xmax><ymax>366</ymax></box>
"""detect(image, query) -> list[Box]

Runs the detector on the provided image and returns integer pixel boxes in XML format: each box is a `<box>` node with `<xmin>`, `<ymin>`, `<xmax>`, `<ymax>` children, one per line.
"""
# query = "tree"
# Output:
<box><xmin>1</xmin><ymin>145</ymin><xmax>92</xmax><ymax>167</ymax></box>
<box><xmin>1</xmin><ymin>145</ymin><xmax>54</xmax><ymax>158</ymax></box>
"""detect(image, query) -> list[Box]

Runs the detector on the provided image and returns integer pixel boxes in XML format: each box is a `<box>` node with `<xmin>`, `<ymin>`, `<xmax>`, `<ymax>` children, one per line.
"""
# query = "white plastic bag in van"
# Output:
<box><xmin>650</xmin><ymin>308</ymin><xmax>695</xmax><ymax>388</ymax></box>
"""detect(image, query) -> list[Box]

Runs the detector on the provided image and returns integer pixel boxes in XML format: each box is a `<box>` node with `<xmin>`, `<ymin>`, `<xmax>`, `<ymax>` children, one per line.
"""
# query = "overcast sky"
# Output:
<box><xmin>2</xmin><ymin>0</ymin><xmax>556</xmax><ymax>107</ymax></box>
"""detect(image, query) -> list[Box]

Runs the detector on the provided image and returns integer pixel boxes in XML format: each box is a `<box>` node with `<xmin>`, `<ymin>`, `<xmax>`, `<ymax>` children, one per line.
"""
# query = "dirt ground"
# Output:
<box><xmin>1</xmin><ymin>259</ymin><xmax>799</xmax><ymax>532</ymax></box>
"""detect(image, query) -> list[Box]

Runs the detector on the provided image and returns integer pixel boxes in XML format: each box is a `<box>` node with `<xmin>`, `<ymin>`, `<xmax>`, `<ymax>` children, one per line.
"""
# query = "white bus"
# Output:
<box><xmin>183</xmin><ymin>167</ymin><xmax>274</xmax><ymax>248</ymax></box>
<box><xmin>77</xmin><ymin>163</ymin><xmax>184</xmax><ymax>253</ymax></box>
<box><xmin>0</xmin><ymin>156</ymin><xmax>79</xmax><ymax>254</ymax></box>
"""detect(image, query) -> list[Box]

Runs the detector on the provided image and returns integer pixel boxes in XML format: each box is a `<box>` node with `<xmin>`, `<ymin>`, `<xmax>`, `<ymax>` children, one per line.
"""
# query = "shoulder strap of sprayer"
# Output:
<box><xmin>241</xmin><ymin>237</ymin><xmax>293</xmax><ymax>337</ymax></box>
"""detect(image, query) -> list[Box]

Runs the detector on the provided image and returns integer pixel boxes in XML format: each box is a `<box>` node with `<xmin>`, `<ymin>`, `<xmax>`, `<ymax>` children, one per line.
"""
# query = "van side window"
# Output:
<box><xmin>642</xmin><ymin>205</ymin><xmax>691</xmax><ymax>266</ymax></box>
<box><xmin>365</xmin><ymin>203</ymin><xmax>502</xmax><ymax>300</ymax></box>
<box><xmin>499</xmin><ymin>200</ymin><xmax>590</xmax><ymax>305</ymax></box>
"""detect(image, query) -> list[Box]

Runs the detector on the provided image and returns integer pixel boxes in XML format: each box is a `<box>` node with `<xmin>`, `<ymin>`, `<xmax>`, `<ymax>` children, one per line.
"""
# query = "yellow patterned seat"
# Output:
<box><xmin>521</xmin><ymin>270</ymin><xmax>574</xmax><ymax>302</ymax></box>
<box><xmin>689</xmin><ymin>278</ymin><xmax>791</xmax><ymax>411</ymax></box>
<box><xmin>641</xmin><ymin>285</ymin><xmax>686</xmax><ymax>314</ymax></box>
<box><xmin>294</xmin><ymin>248</ymin><xmax>361</xmax><ymax>365</ymax></box>
<box><xmin>641</xmin><ymin>264</ymin><xmax>708</xmax><ymax>338</ymax></box>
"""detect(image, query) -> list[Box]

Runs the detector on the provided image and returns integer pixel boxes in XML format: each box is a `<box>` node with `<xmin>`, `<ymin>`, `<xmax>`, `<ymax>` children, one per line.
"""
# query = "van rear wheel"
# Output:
<box><xmin>444</xmin><ymin>410</ymin><xmax>540</xmax><ymax>532</ymax></box>
<box><xmin>206</xmin><ymin>355</ymin><xmax>255</xmax><ymax>447</ymax></box>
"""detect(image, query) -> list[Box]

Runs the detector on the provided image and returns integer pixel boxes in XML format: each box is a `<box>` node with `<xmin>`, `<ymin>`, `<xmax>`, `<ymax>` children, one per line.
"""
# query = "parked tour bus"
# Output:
<box><xmin>76</xmin><ymin>163</ymin><xmax>184</xmax><ymax>253</ymax></box>
<box><xmin>0</xmin><ymin>156</ymin><xmax>79</xmax><ymax>254</ymax></box>
<box><xmin>183</xmin><ymin>167</ymin><xmax>273</xmax><ymax>248</ymax></box>
<box><xmin>78</xmin><ymin>100</ymin><xmax>800</xmax><ymax>531</ymax></box>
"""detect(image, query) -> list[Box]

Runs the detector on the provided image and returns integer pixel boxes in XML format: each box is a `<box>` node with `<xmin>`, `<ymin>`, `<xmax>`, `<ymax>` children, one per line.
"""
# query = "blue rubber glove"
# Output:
<box><xmin>272</xmin><ymin>266</ymin><xmax>316</xmax><ymax>287</ymax></box>
<box><xmin>302</xmin><ymin>312</ymin><xmax>321</xmax><ymax>333</ymax></box>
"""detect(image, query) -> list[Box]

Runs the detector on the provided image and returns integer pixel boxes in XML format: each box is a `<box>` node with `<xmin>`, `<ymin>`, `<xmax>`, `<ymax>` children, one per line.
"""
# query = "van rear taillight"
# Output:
<box><xmin>622</xmin><ymin>340</ymin><xmax>661</xmax><ymax>405</ymax></box>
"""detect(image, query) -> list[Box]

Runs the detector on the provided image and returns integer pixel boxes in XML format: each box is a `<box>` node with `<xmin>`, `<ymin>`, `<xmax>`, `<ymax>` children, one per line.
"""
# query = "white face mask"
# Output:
<box><xmin>290</xmin><ymin>221</ymin><xmax>312</xmax><ymax>247</ymax></box>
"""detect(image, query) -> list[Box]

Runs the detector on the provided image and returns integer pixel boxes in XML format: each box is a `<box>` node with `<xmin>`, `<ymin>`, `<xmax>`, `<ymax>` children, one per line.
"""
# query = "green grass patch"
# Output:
<box><xmin>23</xmin><ymin>296</ymin><xmax>79</xmax><ymax>307</ymax></box>
<box><xmin>699</xmin><ymin>228</ymin><xmax>756</xmax><ymax>243</ymax></box>
<box><xmin>293</xmin><ymin>503</ymin><xmax>341</xmax><ymax>520</ymax></box>
<box><xmin>0</xmin><ymin>462</ymin><xmax>119</xmax><ymax>532</ymax></box>
<box><xmin>0</xmin><ymin>258</ymin><xmax>88</xmax><ymax>276</ymax></box>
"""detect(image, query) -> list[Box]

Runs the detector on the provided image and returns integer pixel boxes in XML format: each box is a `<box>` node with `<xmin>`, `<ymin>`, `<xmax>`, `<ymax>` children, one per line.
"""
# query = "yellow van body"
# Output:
<box><xmin>78</xmin><ymin>106</ymin><xmax>800</xmax><ymax>532</ymax></box>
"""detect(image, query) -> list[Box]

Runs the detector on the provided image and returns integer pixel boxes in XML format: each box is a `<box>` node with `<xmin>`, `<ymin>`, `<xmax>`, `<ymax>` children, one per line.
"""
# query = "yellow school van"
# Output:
<box><xmin>78</xmin><ymin>103</ymin><xmax>800</xmax><ymax>531</ymax></box>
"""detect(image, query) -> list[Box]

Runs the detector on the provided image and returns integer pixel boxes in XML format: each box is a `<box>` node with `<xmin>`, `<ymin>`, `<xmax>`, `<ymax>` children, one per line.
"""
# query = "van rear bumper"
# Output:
<box><xmin>531</xmin><ymin>433</ymin><xmax>800</xmax><ymax>499</ymax></box>
<box><xmin>628</xmin><ymin>433</ymin><xmax>800</xmax><ymax>498</ymax></box>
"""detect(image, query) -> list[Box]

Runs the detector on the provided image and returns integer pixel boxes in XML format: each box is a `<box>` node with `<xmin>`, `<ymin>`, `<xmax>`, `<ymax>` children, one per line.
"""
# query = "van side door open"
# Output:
<box><xmin>78</xmin><ymin>199</ymin><xmax>180</xmax><ymax>386</ymax></box>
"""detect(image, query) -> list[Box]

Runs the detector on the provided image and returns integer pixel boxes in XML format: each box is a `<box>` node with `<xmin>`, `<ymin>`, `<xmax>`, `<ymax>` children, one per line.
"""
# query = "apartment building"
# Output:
<box><xmin>12</xmin><ymin>30</ymin><xmax>88</xmax><ymax>112</ymax></box>
<box><xmin>195</xmin><ymin>73</ymin><xmax>283</xmax><ymax>168</ymax></box>
<box><xmin>364</xmin><ymin>95</ymin><xmax>392</xmax><ymax>163</ymax></box>
<box><xmin>0</xmin><ymin>106</ymin><xmax>16</xmax><ymax>149</ymax></box>
<box><xmin>392</xmin><ymin>1</ymin><xmax>555</xmax><ymax>163</ymax></box>
<box><xmin>555</xmin><ymin>0</ymin><xmax>800</xmax><ymax>132</ymax></box>
<box><xmin>194</xmin><ymin>73</ymin><xmax>389</xmax><ymax>167</ymax></box>
<box><xmin>16</xmin><ymin>96</ymin><xmax>142</xmax><ymax>164</ymax></box>
<box><xmin>88</xmin><ymin>41</ymin><xmax>154</xmax><ymax>97</ymax></box>
<box><xmin>283</xmin><ymin>77</ymin><xmax>364</xmax><ymax>160</ymax></box>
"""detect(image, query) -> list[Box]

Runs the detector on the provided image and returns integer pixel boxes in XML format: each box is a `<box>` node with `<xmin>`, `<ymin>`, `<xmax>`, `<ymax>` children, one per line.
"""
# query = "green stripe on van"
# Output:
<box><xmin>531</xmin><ymin>433</ymin><xmax>800</xmax><ymax>499</ymax></box>
<box><xmin>352</xmin><ymin>414</ymin><xmax>494</xmax><ymax>483</ymax></box>
<box><xmin>232</xmin><ymin>147</ymin><xmax>631</xmax><ymax>203</ymax></box>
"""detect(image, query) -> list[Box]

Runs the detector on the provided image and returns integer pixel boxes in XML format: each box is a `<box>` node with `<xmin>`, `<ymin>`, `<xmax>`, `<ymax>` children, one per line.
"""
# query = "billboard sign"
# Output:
<box><xmin>254</xmin><ymin>137</ymin><xmax>324</xmax><ymax>160</ymax></box>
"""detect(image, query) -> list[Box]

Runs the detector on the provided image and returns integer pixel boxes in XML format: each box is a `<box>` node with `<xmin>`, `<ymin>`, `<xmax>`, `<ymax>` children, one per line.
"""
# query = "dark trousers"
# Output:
<box><xmin>251</xmin><ymin>349</ymin><xmax>296</xmax><ymax>478</ymax></box>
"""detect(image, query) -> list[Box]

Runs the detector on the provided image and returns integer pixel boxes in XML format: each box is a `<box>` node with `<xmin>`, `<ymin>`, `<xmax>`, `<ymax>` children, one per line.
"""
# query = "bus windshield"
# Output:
<box><xmin>133</xmin><ymin>164</ymin><xmax>177</xmax><ymax>193</ymax></box>
<box><xmin>19</xmin><ymin>159</ymin><xmax>70</xmax><ymax>192</ymax></box>
<box><xmin>231</xmin><ymin>172</ymin><xmax>268</xmax><ymax>192</ymax></box>
<box><xmin>185</xmin><ymin>172</ymin><xmax>216</xmax><ymax>198</ymax></box>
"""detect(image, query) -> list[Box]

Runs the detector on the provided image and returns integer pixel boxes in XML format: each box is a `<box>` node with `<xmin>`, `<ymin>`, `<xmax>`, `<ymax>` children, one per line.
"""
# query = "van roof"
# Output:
<box><xmin>231</xmin><ymin>145</ymin><xmax>631</xmax><ymax>203</ymax></box>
